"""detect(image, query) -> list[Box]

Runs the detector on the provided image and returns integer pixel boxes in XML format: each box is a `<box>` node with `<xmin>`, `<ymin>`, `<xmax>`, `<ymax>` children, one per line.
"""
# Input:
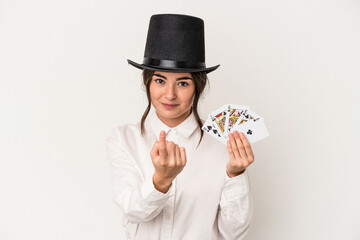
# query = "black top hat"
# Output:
<box><xmin>127</xmin><ymin>14</ymin><xmax>220</xmax><ymax>74</ymax></box>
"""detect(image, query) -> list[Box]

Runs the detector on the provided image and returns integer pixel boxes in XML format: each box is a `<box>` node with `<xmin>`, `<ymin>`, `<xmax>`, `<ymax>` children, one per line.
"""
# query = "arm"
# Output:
<box><xmin>217</xmin><ymin>130</ymin><xmax>255</xmax><ymax>239</ymax></box>
<box><xmin>106</xmin><ymin>129</ymin><xmax>174</xmax><ymax>223</ymax></box>
<box><xmin>217</xmin><ymin>170</ymin><xmax>253</xmax><ymax>240</ymax></box>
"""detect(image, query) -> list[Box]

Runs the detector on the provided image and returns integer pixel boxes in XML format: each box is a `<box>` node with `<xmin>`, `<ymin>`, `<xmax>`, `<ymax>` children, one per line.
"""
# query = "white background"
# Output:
<box><xmin>1</xmin><ymin>0</ymin><xmax>359</xmax><ymax>239</ymax></box>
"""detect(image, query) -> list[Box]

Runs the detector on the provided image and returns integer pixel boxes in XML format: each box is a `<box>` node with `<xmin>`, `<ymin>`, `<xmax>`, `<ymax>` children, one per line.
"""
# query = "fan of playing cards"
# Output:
<box><xmin>201</xmin><ymin>104</ymin><xmax>269</xmax><ymax>145</ymax></box>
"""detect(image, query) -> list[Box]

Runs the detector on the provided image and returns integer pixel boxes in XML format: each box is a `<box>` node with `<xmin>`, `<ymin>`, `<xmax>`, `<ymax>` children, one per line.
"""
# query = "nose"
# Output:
<box><xmin>165</xmin><ymin>85</ymin><xmax>177</xmax><ymax>100</ymax></box>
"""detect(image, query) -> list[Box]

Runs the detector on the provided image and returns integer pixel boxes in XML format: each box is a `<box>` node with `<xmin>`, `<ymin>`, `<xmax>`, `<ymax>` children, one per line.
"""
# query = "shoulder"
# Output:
<box><xmin>106</xmin><ymin>121</ymin><xmax>142</xmax><ymax>148</ymax></box>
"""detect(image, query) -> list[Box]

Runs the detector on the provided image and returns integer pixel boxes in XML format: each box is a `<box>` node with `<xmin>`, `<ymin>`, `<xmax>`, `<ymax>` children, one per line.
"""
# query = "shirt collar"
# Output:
<box><xmin>149</xmin><ymin>109</ymin><xmax>198</xmax><ymax>139</ymax></box>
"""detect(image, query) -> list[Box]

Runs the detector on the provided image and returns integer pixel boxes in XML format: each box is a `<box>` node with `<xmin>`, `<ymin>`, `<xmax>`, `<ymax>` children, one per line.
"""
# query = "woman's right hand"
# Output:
<box><xmin>150</xmin><ymin>130</ymin><xmax>187</xmax><ymax>193</ymax></box>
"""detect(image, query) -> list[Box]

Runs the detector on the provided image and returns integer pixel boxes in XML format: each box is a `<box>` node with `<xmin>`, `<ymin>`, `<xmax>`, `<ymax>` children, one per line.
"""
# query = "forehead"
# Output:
<box><xmin>153</xmin><ymin>71</ymin><xmax>192</xmax><ymax>78</ymax></box>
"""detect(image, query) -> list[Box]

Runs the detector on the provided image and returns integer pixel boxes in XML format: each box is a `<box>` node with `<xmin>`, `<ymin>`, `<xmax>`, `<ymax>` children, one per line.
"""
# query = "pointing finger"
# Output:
<box><xmin>229</xmin><ymin>132</ymin><xmax>241</xmax><ymax>160</ymax></box>
<box><xmin>233</xmin><ymin>131</ymin><xmax>248</xmax><ymax>159</ymax></box>
<box><xmin>227</xmin><ymin>140</ymin><xmax>235</xmax><ymax>161</ymax></box>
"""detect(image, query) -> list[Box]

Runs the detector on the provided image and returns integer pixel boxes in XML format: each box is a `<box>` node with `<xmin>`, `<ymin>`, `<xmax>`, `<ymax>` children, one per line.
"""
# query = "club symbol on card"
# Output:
<box><xmin>247</xmin><ymin>129</ymin><xmax>253</xmax><ymax>135</ymax></box>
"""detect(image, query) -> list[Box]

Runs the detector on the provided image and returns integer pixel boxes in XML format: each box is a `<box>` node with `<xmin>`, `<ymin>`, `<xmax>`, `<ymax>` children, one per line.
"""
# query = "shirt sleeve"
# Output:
<box><xmin>106</xmin><ymin>128</ymin><xmax>175</xmax><ymax>224</ymax></box>
<box><xmin>217</xmin><ymin>170</ymin><xmax>253</xmax><ymax>240</ymax></box>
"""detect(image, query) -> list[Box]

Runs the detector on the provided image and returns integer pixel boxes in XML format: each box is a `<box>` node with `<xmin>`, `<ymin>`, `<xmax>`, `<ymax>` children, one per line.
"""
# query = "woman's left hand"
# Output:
<box><xmin>226</xmin><ymin>130</ymin><xmax>255</xmax><ymax>178</ymax></box>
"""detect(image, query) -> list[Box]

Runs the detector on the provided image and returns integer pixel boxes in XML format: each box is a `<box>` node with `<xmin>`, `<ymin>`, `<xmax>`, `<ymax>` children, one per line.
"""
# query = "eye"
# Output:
<box><xmin>178</xmin><ymin>81</ymin><xmax>189</xmax><ymax>87</ymax></box>
<box><xmin>154</xmin><ymin>79</ymin><xmax>165</xmax><ymax>84</ymax></box>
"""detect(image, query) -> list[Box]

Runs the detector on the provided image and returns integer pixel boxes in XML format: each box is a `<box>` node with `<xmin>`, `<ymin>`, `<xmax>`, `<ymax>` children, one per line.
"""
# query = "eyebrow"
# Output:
<box><xmin>153</xmin><ymin>73</ymin><xmax>193</xmax><ymax>81</ymax></box>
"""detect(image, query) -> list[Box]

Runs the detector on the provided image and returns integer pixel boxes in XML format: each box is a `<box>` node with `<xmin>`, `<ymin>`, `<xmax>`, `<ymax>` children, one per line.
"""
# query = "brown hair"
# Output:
<box><xmin>140</xmin><ymin>69</ymin><xmax>209</xmax><ymax>148</ymax></box>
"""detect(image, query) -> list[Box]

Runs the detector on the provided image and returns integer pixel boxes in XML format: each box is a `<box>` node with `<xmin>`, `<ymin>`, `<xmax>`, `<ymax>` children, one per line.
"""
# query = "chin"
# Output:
<box><xmin>156</xmin><ymin>106</ymin><xmax>188</xmax><ymax>117</ymax></box>
<box><xmin>158</xmin><ymin>109</ymin><xmax>182</xmax><ymax>118</ymax></box>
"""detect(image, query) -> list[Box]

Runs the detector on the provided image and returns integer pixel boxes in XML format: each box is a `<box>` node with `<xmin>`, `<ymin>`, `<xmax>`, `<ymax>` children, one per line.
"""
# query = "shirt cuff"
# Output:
<box><xmin>222</xmin><ymin>170</ymin><xmax>250</xmax><ymax>201</ymax></box>
<box><xmin>140</xmin><ymin>177</ymin><xmax>175</xmax><ymax>202</ymax></box>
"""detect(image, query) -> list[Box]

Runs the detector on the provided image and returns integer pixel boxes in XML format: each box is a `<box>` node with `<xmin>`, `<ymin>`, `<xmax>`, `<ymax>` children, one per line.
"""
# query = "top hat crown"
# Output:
<box><xmin>127</xmin><ymin>13</ymin><xmax>220</xmax><ymax>74</ymax></box>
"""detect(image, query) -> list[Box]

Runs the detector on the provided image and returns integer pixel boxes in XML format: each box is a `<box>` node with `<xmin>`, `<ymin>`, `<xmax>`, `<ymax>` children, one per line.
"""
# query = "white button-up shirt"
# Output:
<box><xmin>106</xmin><ymin>110</ymin><xmax>253</xmax><ymax>240</ymax></box>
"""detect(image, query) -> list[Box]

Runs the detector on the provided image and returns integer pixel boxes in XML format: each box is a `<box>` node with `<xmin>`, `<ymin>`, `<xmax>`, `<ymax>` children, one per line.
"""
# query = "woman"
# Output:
<box><xmin>106</xmin><ymin>14</ymin><xmax>254</xmax><ymax>240</ymax></box>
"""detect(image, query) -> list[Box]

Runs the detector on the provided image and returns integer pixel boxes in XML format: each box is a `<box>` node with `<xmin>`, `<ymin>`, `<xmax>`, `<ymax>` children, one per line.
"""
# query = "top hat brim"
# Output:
<box><xmin>127</xmin><ymin>59</ymin><xmax>220</xmax><ymax>74</ymax></box>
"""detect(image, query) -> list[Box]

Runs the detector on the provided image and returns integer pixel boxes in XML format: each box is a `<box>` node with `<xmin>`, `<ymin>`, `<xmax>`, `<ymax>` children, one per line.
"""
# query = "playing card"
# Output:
<box><xmin>235</xmin><ymin>108</ymin><xmax>263</xmax><ymax>127</ymax></box>
<box><xmin>209</xmin><ymin>104</ymin><xmax>228</xmax><ymax>139</ymax></box>
<box><xmin>225</xmin><ymin>104</ymin><xmax>249</xmax><ymax>136</ymax></box>
<box><xmin>232</xmin><ymin>118</ymin><xmax>269</xmax><ymax>143</ymax></box>
<box><xmin>201</xmin><ymin>118</ymin><xmax>227</xmax><ymax>145</ymax></box>
<box><xmin>202</xmin><ymin>104</ymin><xmax>269</xmax><ymax>145</ymax></box>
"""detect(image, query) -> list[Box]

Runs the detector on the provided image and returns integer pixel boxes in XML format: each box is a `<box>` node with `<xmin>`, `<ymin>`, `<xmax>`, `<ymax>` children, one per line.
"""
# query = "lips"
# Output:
<box><xmin>161</xmin><ymin>103</ymin><xmax>179</xmax><ymax>109</ymax></box>
<box><xmin>162</xmin><ymin>103</ymin><xmax>178</xmax><ymax>106</ymax></box>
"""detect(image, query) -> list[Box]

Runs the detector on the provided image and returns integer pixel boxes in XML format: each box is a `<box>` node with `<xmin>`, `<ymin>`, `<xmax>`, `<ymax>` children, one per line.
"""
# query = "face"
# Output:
<box><xmin>149</xmin><ymin>71</ymin><xmax>195</xmax><ymax>127</ymax></box>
